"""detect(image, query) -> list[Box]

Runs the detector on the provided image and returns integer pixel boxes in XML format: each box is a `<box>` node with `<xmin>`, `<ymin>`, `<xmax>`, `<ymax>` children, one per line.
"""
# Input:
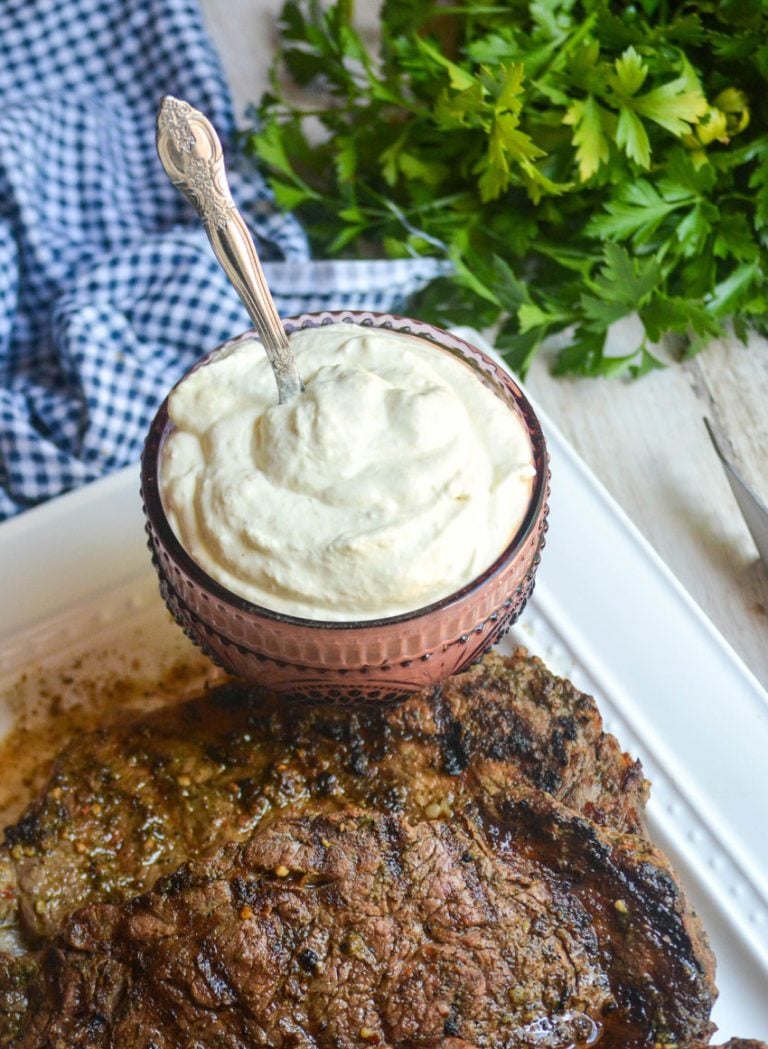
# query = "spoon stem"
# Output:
<box><xmin>156</xmin><ymin>96</ymin><xmax>302</xmax><ymax>404</ymax></box>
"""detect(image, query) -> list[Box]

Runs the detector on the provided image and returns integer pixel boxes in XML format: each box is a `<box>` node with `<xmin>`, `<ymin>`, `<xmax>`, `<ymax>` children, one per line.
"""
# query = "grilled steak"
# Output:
<box><xmin>3</xmin><ymin>648</ymin><xmax>761</xmax><ymax>1047</ymax></box>
<box><xmin>0</xmin><ymin>649</ymin><xmax>647</xmax><ymax>947</ymax></box>
<box><xmin>0</xmin><ymin>799</ymin><xmax>716</xmax><ymax>1048</ymax></box>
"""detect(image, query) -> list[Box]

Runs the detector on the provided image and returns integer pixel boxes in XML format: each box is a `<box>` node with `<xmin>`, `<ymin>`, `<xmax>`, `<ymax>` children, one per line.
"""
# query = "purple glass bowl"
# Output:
<box><xmin>141</xmin><ymin>311</ymin><xmax>549</xmax><ymax>703</ymax></box>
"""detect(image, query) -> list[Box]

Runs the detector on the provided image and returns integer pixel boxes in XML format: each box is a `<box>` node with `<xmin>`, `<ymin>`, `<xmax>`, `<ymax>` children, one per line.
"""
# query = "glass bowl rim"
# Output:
<box><xmin>141</xmin><ymin>309</ymin><xmax>549</xmax><ymax>632</ymax></box>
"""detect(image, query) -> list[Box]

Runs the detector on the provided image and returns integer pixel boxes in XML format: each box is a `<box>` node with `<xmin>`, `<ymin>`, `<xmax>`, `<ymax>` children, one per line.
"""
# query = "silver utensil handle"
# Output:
<box><xmin>206</xmin><ymin>206</ymin><xmax>303</xmax><ymax>401</ymax></box>
<box><xmin>156</xmin><ymin>96</ymin><xmax>302</xmax><ymax>404</ymax></box>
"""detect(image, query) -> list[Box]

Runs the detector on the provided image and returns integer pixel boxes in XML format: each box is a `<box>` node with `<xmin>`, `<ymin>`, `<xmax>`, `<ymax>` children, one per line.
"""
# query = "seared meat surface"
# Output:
<box><xmin>1</xmin><ymin>648</ymin><xmax>762</xmax><ymax>1047</ymax></box>
<box><xmin>1</xmin><ymin>799</ymin><xmax>716</xmax><ymax>1048</ymax></box>
<box><xmin>0</xmin><ymin>650</ymin><xmax>646</xmax><ymax>946</ymax></box>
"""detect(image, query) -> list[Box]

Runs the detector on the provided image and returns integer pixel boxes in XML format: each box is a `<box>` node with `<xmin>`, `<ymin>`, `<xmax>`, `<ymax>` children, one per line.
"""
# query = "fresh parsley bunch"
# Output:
<box><xmin>246</xmin><ymin>0</ymin><xmax>768</xmax><ymax>377</ymax></box>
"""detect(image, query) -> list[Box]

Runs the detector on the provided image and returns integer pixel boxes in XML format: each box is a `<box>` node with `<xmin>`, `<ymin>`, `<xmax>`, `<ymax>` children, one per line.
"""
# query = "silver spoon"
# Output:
<box><xmin>156</xmin><ymin>96</ymin><xmax>303</xmax><ymax>404</ymax></box>
<box><xmin>704</xmin><ymin>417</ymin><xmax>768</xmax><ymax>569</ymax></box>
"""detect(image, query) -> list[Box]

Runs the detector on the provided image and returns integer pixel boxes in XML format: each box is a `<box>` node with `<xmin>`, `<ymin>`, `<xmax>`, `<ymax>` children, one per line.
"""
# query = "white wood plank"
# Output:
<box><xmin>526</xmin><ymin>337</ymin><xmax>768</xmax><ymax>689</ymax></box>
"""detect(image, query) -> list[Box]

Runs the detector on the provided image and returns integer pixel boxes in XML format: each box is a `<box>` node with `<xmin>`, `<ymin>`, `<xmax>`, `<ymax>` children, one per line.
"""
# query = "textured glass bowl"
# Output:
<box><xmin>141</xmin><ymin>311</ymin><xmax>549</xmax><ymax>703</ymax></box>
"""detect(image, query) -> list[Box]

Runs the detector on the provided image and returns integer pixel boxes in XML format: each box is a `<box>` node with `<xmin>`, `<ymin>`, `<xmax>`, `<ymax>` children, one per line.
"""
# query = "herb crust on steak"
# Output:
<box><xmin>0</xmin><ymin>649</ymin><xmax>646</xmax><ymax>948</ymax></box>
<box><xmin>0</xmin><ymin>648</ymin><xmax>763</xmax><ymax>1048</ymax></box>
<box><xmin>0</xmin><ymin>799</ymin><xmax>716</xmax><ymax>1048</ymax></box>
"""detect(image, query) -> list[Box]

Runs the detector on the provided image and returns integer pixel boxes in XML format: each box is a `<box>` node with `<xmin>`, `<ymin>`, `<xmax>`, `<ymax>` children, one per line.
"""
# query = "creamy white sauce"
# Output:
<box><xmin>160</xmin><ymin>323</ymin><xmax>535</xmax><ymax>621</ymax></box>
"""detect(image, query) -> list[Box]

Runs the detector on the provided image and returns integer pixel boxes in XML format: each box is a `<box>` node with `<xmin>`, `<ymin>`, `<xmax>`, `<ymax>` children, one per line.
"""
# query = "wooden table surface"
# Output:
<box><xmin>202</xmin><ymin>0</ymin><xmax>768</xmax><ymax>690</ymax></box>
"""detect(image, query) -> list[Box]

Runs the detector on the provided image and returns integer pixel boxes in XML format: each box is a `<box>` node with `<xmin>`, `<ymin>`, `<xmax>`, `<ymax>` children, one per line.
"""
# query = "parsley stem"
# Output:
<box><xmin>535</xmin><ymin>12</ymin><xmax>598</xmax><ymax>81</ymax></box>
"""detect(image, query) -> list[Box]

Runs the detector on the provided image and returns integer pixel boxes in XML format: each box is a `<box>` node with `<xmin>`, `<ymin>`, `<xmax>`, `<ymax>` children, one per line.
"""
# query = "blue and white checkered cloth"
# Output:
<box><xmin>0</xmin><ymin>0</ymin><xmax>450</xmax><ymax>519</ymax></box>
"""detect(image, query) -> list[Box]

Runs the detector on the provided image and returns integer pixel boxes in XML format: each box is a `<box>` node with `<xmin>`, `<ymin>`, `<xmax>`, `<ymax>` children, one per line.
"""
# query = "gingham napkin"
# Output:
<box><xmin>0</xmin><ymin>0</ymin><xmax>449</xmax><ymax>520</ymax></box>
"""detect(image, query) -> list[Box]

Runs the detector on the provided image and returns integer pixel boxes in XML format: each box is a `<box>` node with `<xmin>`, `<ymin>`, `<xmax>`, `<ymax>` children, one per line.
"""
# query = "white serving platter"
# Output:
<box><xmin>0</xmin><ymin>406</ymin><xmax>767</xmax><ymax>1040</ymax></box>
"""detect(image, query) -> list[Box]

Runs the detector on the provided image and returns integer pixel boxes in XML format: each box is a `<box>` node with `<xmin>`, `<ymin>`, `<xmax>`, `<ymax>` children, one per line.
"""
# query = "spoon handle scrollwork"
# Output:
<box><xmin>156</xmin><ymin>96</ymin><xmax>302</xmax><ymax>404</ymax></box>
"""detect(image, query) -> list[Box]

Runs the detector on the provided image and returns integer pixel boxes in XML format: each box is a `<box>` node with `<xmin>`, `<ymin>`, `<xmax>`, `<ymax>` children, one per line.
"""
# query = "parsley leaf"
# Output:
<box><xmin>563</xmin><ymin>95</ymin><xmax>610</xmax><ymax>180</ymax></box>
<box><xmin>248</xmin><ymin>0</ymin><xmax>768</xmax><ymax>378</ymax></box>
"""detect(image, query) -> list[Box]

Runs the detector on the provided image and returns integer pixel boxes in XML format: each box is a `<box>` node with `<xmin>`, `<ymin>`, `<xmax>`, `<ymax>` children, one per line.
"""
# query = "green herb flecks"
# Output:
<box><xmin>245</xmin><ymin>0</ymin><xmax>768</xmax><ymax>378</ymax></box>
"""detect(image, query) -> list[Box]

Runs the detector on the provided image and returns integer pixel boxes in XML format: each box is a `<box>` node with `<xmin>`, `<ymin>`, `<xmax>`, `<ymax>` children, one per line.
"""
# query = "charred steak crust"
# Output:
<box><xmin>1</xmin><ymin>650</ymin><xmax>648</xmax><ymax>945</ymax></box>
<box><xmin>487</xmin><ymin>789</ymin><xmax>716</xmax><ymax>1046</ymax></box>
<box><xmin>715</xmin><ymin>1043</ymin><xmax>768</xmax><ymax>1048</ymax></box>
<box><xmin>2</xmin><ymin>803</ymin><xmax>716</xmax><ymax>1049</ymax></box>
<box><xmin>5</xmin><ymin>649</ymin><xmax>754</xmax><ymax>1047</ymax></box>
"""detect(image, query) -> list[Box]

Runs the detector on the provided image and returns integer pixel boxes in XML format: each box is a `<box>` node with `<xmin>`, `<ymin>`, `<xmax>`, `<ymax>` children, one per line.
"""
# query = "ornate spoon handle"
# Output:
<box><xmin>156</xmin><ymin>96</ymin><xmax>302</xmax><ymax>404</ymax></box>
